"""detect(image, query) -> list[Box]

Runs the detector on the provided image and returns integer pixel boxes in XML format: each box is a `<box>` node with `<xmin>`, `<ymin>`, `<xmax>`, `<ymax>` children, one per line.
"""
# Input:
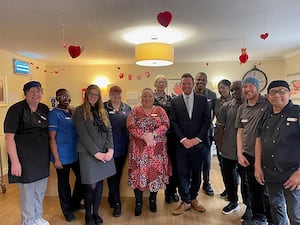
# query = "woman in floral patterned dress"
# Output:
<box><xmin>126</xmin><ymin>88</ymin><xmax>170</xmax><ymax>216</ymax></box>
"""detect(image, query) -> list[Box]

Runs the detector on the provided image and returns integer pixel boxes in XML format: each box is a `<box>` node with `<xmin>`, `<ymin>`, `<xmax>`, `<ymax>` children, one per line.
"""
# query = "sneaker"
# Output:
<box><xmin>220</xmin><ymin>190</ymin><xmax>228</xmax><ymax>199</ymax></box>
<box><xmin>203</xmin><ymin>183</ymin><xmax>214</xmax><ymax>196</ymax></box>
<box><xmin>222</xmin><ymin>202</ymin><xmax>240</xmax><ymax>214</ymax></box>
<box><xmin>34</xmin><ymin>218</ymin><xmax>50</xmax><ymax>225</ymax></box>
<box><xmin>172</xmin><ymin>202</ymin><xmax>191</xmax><ymax>215</ymax></box>
<box><xmin>240</xmin><ymin>206</ymin><xmax>253</xmax><ymax>221</ymax></box>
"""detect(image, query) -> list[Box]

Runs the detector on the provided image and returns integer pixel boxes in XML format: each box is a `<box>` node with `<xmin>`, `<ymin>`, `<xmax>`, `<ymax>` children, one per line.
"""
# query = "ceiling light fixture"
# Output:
<box><xmin>135</xmin><ymin>42</ymin><xmax>174</xmax><ymax>67</ymax></box>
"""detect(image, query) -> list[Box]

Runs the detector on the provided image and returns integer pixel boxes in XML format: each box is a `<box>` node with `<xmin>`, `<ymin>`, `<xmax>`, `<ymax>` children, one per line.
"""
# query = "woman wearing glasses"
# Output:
<box><xmin>73</xmin><ymin>84</ymin><xmax>115</xmax><ymax>225</ymax></box>
<box><xmin>48</xmin><ymin>88</ymin><xmax>85</xmax><ymax>222</ymax></box>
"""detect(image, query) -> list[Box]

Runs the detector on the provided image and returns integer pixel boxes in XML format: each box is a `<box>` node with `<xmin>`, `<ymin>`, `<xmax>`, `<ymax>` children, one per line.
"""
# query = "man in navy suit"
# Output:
<box><xmin>170</xmin><ymin>73</ymin><xmax>211</xmax><ymax>215</ymax></box>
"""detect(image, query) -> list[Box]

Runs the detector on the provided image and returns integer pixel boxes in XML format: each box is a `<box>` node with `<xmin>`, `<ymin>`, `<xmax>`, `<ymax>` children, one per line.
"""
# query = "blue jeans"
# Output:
<box><xmin>267</xmin><ymin>182</ymin><xmax>300</xmax><ymax>225</ymax></box>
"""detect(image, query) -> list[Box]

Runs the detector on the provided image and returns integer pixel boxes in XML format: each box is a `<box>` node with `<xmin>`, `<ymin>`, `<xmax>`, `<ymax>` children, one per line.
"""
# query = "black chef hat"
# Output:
<box><xmin>267</xmin><ymin>80</ymin><xmax>290</xmax><ymax>93</ymax></box>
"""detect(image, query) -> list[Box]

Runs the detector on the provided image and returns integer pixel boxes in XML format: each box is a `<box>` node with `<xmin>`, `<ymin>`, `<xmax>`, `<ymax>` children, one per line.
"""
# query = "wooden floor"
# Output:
<box><xmin>0</xmin><ymin>156</ymin><xmax>246</xmax><ymax>225</ymax></box>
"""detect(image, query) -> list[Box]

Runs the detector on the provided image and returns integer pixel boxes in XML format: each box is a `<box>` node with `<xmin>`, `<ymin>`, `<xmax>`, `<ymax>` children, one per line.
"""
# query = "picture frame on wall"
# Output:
<box><xmin>168</xmin><ymin>79</ymin><xmax>182</xmax><ymax>97</ymax></box>
<box><xmin>0</xmin><ymin>75</ymin><xmax>7</xmax><ymax>106</ymax></box>
<box><xmin>286</xmin><ymin>73</ymin><xmax>300</xmax><ymax>99</ymax></box>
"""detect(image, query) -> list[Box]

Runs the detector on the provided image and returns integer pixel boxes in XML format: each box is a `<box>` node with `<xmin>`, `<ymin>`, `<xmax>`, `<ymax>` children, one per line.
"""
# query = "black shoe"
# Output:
<box><xmin>172</xmin><ymin>193</ymin><xmax>179</xmax><ymax>202</ymax></box>
<box><xmin>165</xmin><ymin>195</ymin><xmax>172</xmax><ymax>204</ymax></box>
<box><xmin>113</xmin><ymin>203</ymin><xmax>121</xmax><ymax>217</ymax></box>
<box><xmin>203</xmin><ymin>183</ymin><xmax>214</xmax><ymax>196</ymax></box>
<box><xmin>93</xmin><ymin>214</ymin><xmax>103</xmax><ymax>225</ymax></box>
<box><xmin>149</xmin><ymin>200</ymin><xmax>157</xmax><ymax>212</ymax></box>
<box><xmin>135</xmin><ymin>202</ymin><xmax>142</xmax><ymax>216</ymax></box>
<box><xmin>222</xmin><ymin>202</ymin><xmax>240</xmax><ymax>214</ymax></box>
<box><xmin>65</xmin><ymin>212</ymin><xmax>75</xmax><ymax>222</ymax></box>
<box><xmin>240</xmin><ymin>206</ymin><xmax>253</xmax><ymax>221</ymax></box>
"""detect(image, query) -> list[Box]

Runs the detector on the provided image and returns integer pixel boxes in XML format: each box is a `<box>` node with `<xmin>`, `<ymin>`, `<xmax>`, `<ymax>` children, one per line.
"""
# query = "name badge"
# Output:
<box><xmin>241</xmin><ymin>119</ymin><xmax>249</xmax><ymax>123</ymax></box>
<box><xmin>151</xmin><ymin>113</ymin><xmax>158</xmax><ymax>117</ymax></box>
<box><xmin>65</xmin><ymin>117</ymin><xmax>71</xmax><ymax>120</ymax></box>
<box><xmin>109</xmin><ymin>111</ymin><xmax>116</xmax><ymax>114</ymax></box>
<box><xmin>40</xmin><ymin>115</ymin><xmax>47</xmax><ymax>120</ymax></box>
<box><xmin>287</xmin><ymin>117</ymin><xmax>298</xmax><ymax>122</ymax></box>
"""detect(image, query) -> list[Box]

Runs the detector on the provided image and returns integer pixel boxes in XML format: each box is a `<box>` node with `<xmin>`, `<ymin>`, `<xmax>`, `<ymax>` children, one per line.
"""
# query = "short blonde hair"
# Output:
<box><xmin>154</xmin><ymin>74</ymin><xmax>168</xmax><ymax>87</ymax></box>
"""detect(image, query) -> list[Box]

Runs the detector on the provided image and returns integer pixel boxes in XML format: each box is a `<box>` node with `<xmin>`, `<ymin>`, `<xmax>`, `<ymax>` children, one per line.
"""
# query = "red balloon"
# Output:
<box><xmin>157</xmin><ymin>11</ymin><xmax>172</xmax><ymax>27</ymax></box>
<box><xmin>119</xmin><ymin>73</ymin><xmax>124</xmax><ymax>79</ymax></box>
<box><xmin>68</xmin><ymin>45</ymin><xmax>81</xmax><ymax>58</ymax></box>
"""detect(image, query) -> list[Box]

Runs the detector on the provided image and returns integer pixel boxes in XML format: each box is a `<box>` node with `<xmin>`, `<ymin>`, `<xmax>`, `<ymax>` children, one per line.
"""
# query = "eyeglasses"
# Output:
<box><xmin>268</xmin><ymin>88</ymin><xmax>289</xmax><ymax>96</ymax></box>
<box><xmin>57</xmin><ymin>95</ymin><xmax>71</xmax><ymax>100</ymax></box>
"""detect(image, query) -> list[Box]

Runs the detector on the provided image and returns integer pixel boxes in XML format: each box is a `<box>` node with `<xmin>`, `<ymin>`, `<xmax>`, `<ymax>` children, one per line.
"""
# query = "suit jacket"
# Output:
<box><xmin>170</xmin><ymin>92</ymin><xmax>211</xmax><ymax>150</ymax></box>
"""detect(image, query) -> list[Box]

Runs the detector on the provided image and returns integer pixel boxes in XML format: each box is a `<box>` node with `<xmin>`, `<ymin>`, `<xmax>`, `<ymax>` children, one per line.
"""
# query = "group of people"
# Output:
<box><xmin>215</xmin><ymin>77</ymin><xmax>300</xmax><ymax>225</ymax></box>
<box><xmin>4</xmin><ymin>72</ymin><xmax>300</xmax><ymax>225</ymax></box>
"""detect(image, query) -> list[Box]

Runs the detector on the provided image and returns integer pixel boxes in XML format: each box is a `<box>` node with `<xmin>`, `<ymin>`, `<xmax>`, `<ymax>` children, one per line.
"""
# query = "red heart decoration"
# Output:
<box><xmin>68</xmin><ymin>45</ymin><xmax>81</xmax><ymax>58</ymax></box>
<box><xmin>157</xmin><ymin>11</ymin><xmax>172</xmax><ymax>27</ymax></box>
<box><xmin>239</xmin><ymin>54</ymin><xmax>249</xmax><ymax>64</ymax></box>
<box><xmin>260</xmin><ymin>32</ymin><xmax>269</xmax><ymax>40</ymax></box>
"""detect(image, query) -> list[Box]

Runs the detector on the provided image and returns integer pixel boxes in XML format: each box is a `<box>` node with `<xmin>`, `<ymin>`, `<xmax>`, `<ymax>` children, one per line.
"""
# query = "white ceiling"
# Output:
<box><xmin>1</xmin><ymin>0</ymin><xmax>300</xmax><ymax>66</ymax></box>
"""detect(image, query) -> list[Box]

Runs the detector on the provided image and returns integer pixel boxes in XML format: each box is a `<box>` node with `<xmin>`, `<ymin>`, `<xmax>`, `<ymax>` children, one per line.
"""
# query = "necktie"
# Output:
<box><xmin>185</xmin><ymin>96</ymin><xmax>192</xmax><ymax>118</ymax></box>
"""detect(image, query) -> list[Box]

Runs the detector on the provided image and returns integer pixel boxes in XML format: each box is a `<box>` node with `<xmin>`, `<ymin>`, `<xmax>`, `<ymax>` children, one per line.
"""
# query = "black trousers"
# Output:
<box><xmin>165</xmin><ymin>132</ymin><xmax>178</xmax><ymax>196</ymax></box>
<box><xmin>107</xmin><ymin>155</ymin><xmax>127</xmax><ymax>206</ymax></box>
<box><xmin>237</xmin><ymin>163</ymin><xmax>251</xmax><ymax>207</ymax></box>
<box><xmin>202</xmin><ymin>142</ymin><xmax>211</xmax><ymax>185</ymax></box>
<box><xmin>56</xmin><ymin>161</ymin><xmax>85</xmax><ymax>216</ymax></box>
<box><xmin>243</xmin><ymin>153</ymin><xmax>273</xmax><ymax>222</ymax></box>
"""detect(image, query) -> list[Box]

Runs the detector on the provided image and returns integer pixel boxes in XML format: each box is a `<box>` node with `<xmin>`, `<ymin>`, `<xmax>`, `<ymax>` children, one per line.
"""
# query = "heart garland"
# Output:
<box><xmin>117</xmin><ymin>67</ymin><xmax>151</xmax><ymax>80</ymax></box>
<box><xmin>68</xmin><ymin>45</ymin><xmax>82</xmax><ymax>58</ymax></box>
<box><xmin>157</xmin><ymin>11</ymin><xmax>172</xmax><ymax>27</ymax></box>
<box><xmin>260</xmin><ymin>32</ymin><xmax>269</xmax><ymax>40</ymax></box>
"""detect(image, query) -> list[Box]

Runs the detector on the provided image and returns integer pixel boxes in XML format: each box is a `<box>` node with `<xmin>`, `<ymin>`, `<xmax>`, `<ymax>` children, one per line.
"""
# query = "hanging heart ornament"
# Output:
<box><xmin>260</xmin><ymin>33</ymin><xmax>269</xmax><ymax>40</ymax></box>
<box><xmin>157</xmin><ymin>11</ymin><xmax>172</xmax><ymax>27</ymax></box>
<box><xmin>68</xmin><ymin>45</ymin><xmax>81</xmax><ymax>58</ymax></box>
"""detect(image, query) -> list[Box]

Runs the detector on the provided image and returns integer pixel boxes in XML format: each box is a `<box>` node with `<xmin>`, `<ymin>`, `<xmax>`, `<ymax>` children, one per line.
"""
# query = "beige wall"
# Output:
<box><xmin>45</xmin><ymin>60</ymin><xmax>285</xmax><ymax>107</ymax></box>
<box><xmin>0</xmin><ymin>48</ymin><xmax>299</xmax><ymax>196</ymax></box>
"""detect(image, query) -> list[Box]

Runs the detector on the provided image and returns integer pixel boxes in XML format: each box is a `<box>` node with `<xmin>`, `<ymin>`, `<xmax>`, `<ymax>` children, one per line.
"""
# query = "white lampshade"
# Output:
<box><xmin>135</xmin><ymin>42</ymin><xmax>174</xmax><ymax>67</ymax></box>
